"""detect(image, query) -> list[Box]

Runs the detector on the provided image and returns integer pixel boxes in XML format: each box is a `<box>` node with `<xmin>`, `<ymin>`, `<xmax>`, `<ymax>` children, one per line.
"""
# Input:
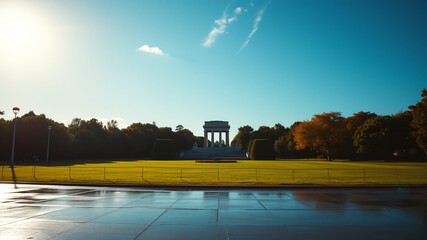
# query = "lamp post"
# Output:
<box><xmin>10</xmin><ymin>107</ymin><xmax>20</xmax><ymax>167</ymax></box>
<box><xmin>46</xmin><ymin>125</ymin><xmax>52</xmax><ymax>162</ymax></box>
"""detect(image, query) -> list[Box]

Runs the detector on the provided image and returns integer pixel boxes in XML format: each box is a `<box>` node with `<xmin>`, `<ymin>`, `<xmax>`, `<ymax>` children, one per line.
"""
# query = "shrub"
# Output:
<box><xmin>151</xmin><ymin>139</ymin><xmax>177</xmax><ymax>160</ymax></box>
<box><xmin>249</xmin><ymin>139</ymin><xmax>276</xmax><ymax>160</ymax></box>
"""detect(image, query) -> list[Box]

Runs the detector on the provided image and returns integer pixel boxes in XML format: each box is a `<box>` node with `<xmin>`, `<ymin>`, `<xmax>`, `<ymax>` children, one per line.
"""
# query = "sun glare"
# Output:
<box><xmin>0</xmin><ymin>2</ymin><xmax>52</xmax><ymax>69</ymax></box>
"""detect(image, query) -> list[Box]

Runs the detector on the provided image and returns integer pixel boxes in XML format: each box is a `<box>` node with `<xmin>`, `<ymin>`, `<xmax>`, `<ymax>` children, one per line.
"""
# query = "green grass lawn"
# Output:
<box><xmin>1</xmin><ymin>159</ymin><xmax>427</xmax><ymax>185</ymax></box>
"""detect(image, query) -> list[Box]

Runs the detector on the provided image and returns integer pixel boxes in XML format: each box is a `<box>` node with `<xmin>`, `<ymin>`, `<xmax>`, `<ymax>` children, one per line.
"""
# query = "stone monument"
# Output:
<box><xmin>203</xmin><ymin>121</ymin><xmax>230</xmax><ymax>148</ymax></box>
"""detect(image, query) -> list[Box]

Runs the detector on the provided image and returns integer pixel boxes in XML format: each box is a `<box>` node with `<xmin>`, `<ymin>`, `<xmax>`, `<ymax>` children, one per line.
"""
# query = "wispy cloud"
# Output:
<box><xmin>202</xmin><ymin>7</ymin><xmax>243</xmax><ymax>48</ymax></box>
<box><xmin>240</xmin><ymin>6</ymin><xmax>268</xmax><ymax>51</ymax></box>
<box><xmin>137</xmin><ymin>44</ymin><xmax>164</xmax><ymax>56</ymax></box>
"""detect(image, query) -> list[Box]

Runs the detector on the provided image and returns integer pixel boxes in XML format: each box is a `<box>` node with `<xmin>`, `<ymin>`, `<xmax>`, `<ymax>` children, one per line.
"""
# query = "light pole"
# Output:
<box><xmin>10</xmin><ymin>107</ymin><xmax>20</xmax><ymax>167</ymax></box>
<box><xmin>46</xmin><ymin>125</ymin><xmax>52</xmax><ymax>162</ymax></box>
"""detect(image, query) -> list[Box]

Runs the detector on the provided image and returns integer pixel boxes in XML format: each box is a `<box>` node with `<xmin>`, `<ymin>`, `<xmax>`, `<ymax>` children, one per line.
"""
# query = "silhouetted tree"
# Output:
<box><xmin>341</xmin><ymin>112</ymin><xmax>378</xmax><ymax>158</ymax></box>
<box><xmin>195</xmin><ymin>136</ymin><xmax>204</xmax><ymax>147</ymax></box>
<box><xmin>0</xmin><ymin>118</ymin><xmax>11</xmax><ymax>162</ymax></box>
<box><xmin>123</xmin><ymin>123</ymin><xmax>159</xmax><ymax>158</ymax></box>
<box><xmin>409</xmin><ymin>89</ymin><xmax>427</xmax><ymax>155</ymax></box>
<box><xmin>175</xmin><ymin>125</ymin><xmax>184</xmax><ymax>132</ymax></box>
<box><xmin>5</xmin><ymin>112</ymin><xmax>73</xmax><ymax>161</ymax></box>
<box><xmin>175</xmin><ymin>129</ymin><xmax>195</xmax><ymax>152</ymax></box>
<box><xmin>391</xmin><ymin>111</ymin><xmax>421</xmax><ymax>160</ymax></box>
<box><xmin>353</xmin><ymin>115</ymin><xmax>395</xmax><ymax>159</ymax></box>
<box><xmin>273</xmin><ymin>123</ymin><xmax>288</xmax><ymax>138</ymax></box>
<box><xmin>251</xmin><ymin>126</ymin><xmax>276</xmax><ymax>140</ymax></box>
<box><xmin>106</xmin><ymin>120</ymin><xmax>119</xmax><ymax>132</ymax></box>
<box><xmin>232</xmin><ymin>125</ymin><xmax>254</xmax><ymax>149</ymax></box>
<box><xmin>158</xmin><ymin>127</ymin><xmax>174</xmax><ymax>139</ymax></box>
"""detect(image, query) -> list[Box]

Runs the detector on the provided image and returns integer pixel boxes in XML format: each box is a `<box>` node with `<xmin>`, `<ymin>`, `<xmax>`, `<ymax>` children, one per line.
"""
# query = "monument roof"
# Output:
<box><xmin>203</xmin><ymin>120</ymin><xmax>230</xmax><ymax>129</ymax></box>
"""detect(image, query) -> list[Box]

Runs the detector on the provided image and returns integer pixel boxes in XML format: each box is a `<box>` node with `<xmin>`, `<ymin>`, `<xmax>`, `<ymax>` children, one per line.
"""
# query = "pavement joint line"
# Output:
<box><xmin>131</xmin><ymin>194</ymin><xmax>181</xmax><ymax>240</ymax></box>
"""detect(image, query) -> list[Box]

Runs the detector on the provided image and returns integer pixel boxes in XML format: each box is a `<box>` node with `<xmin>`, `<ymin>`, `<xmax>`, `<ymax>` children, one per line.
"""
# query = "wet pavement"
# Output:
<box><xmin>0</xmin><ymin>184</ymin><xmax>426</xmax><ymax>239</ymax></box>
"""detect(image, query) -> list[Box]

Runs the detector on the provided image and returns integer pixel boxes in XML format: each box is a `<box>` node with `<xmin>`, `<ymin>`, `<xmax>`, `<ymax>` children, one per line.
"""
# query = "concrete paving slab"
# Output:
<box><xmin>55</xmin><ymin>223</ymin><xmax>148</xmax><ymax>240</ymax></box>
<box><xmin>0</xmin><ymin>183</ymin><xmax>426</xmax><ymax>239</ymax></box>
<box><xmin>135</xmin><ymin>224</ymin><xmax>227</xmax><ymax>240</ymax></box>
<box><xmin>258</xmin><ymin>199</ymin><xmax>314</xmax><ymax>210</ymax></box>
<box><xmin>155</xmin><ymin>209</ymin><xmax>217</xmax><ymax>225</ymax></box>
<box><xmin>219</xmin><ymin>199</ymin><xmax>265</xmax><ymax>209</ymax></box>
<box><xmin>170</xmin><ymin>199</ymin><xmax>218</xmax><ymax>209</ymax></box>
<box><xmin>90</xmin><ymin>207</ymin><xmax>166</xmax><ymax>224</ymax></box>
<box><xmin>34</xmin><ymin>207</ymin><xmax>116</xmax><ymax>222</ymax></box>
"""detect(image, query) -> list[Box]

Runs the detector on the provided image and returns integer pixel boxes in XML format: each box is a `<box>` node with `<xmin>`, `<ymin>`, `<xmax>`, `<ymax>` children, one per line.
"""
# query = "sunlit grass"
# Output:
<box><xmin>1</xmin><ymin>159</ymin><xmax>427</xmax><ymax>185</ymax></box>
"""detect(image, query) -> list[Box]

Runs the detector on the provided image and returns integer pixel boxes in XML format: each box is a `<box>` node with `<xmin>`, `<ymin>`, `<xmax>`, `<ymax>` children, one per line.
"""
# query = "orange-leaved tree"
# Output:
<box><xmin>294</xmin><ymin>112</ymin><xmax>346</xmax><ymax>161</ymax></box>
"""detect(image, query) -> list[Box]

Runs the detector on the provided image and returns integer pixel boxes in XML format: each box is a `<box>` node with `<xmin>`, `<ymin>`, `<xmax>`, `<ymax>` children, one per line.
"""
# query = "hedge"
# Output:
<box><xmin>249</xmin><ymin>139</ymin><xmax>276</xmax><ymax>160</ymax></box>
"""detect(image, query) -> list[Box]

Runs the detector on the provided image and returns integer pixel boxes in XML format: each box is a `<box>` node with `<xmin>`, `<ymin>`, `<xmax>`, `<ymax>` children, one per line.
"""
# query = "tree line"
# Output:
<box><xmin>1</xmin><ymin>89</ymin><xmax>426</xmax><ymax>162</ymax></box>
<box><xmin>232</xmin><ymin>89</ymin><xmax>427</xmax><ymax>161</ymax></box>
<box><xmin>0</xmin><ymin>111</ymin><xmax>195</xmax><ymax>163</ymax></box>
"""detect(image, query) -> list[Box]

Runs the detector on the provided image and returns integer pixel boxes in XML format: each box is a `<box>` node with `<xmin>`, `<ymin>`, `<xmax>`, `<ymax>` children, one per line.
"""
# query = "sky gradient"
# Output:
<box><xmin>1</xmin><ymin>0</ymin><xmax>426</xmax><ymax>137</ymax></box>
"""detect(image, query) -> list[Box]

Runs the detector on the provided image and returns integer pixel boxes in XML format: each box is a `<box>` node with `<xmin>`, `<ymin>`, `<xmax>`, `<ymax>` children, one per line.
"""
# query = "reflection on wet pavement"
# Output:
<box><xmin>0</xmin><ymin>184</ymin><xmax>426</xmax><ymax>239</ymax></box>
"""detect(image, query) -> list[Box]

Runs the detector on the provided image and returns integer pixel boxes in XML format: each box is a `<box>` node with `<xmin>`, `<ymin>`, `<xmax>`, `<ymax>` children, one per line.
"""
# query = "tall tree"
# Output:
<box><xmin>106</xmin><ymin>120</ymin><xmax>119</xmax><ymax>132</ymax></box>
<box><xmin>0</xmin><ymin>118</ymin><xmax>11</xmax><ymax>161</ymax></box>
<box><xmin>342</xmin><ymin>112</ymin><xmax>378</xmax><ymax>158</ymax></box>
<box><xmin>175</xmin><ymin>125</ymin><xmax>184</xmax><ymax>132</ymax></box>
<box><xmin>294</xmin><ymin>112</ymin><xmax>346</xmax><ymax>161</ymax></box>
<box><xmin>353</xmin><ymin>112</ymin><xmax>420</xmax><ymax>160</ymax></box>
<box><xmin>274</xmin><ymin>122</ymin><xmax>310</xmax><ymax>158</ymax></box>
<box><xmin>391</xmin><ymin>111</ymin><xmax>420</xmax><ymax>159</ymax></box>
<box><xmin>273</xmin><ymin>123</ymin><xmax>288</xmax><ymax>138</ymax></box>
<box><xmin>6</xmin><ymin>112</ymin><xmax>73</xmax><ymax>161</ymax></box>
<box><xmin>251</xmin><ymin>126</ymin><xmax>276</xmax><ymax>140</ymax></box>
<box><xmin>232</xmin><ymin>125</ymin><xmax>254</xmax><ymax>149</ymax></box>
<box><xmin>68</xmin><ymin>118</ymin><xmax>109</xmax><ymax>158</ymax></box>
<box><xmin>353</xmin><ymin>116</ymin><xmax>393</xmax><ymax>159</ymax></box>
<box><xmin>175</xmin><ymin>129</ymin><xmax>195</xmax><ymax>152</ymax></box>
<box><xmin>409</xmin><ymin>89</ymin><xmax>427</xmax><ymax>154</ymax></box>
<box><xmin>123</xmin><ymin>123</ymin><xmax>159</xmax><ymax>157</ymax></box>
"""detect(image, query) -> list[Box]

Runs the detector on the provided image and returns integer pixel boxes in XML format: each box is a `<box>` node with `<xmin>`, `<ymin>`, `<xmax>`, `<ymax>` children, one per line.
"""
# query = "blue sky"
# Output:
<box><xmin>1</xmin><ymin>0</ymin><xmax>426</xmax><ymax>137</ymax></box>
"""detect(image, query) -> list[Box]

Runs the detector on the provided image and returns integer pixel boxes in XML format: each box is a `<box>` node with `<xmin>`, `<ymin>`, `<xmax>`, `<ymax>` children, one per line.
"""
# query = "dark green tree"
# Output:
<box><xmin>232</xmin><ymin>125</ymin><xmax>254</xmax><ymax>149</ymax></box>
<box><xmin>194</xmin><ymin>136</ymin><xmax>204</xmax><ymax>147</ymax></box>
<box><xmin>251</xmin><ymin>126</ymin><xmax>276</xmax><ymax>140</ymax></box>
<box><xmin>409</xmin><ymin>89</ymin><xmax>427</xmax><ymax>155</ymax></box>
<box><xmin>68</xmin><ymin>118</ymin><xmax>109</xmax><ymax>158</ymax></box>
<box><xmin>353</xmin><ymin>116</ymin><xmax>393</xmax><ymax>159</ymax></box>
<box><xmin>158</xmin><ymin>127</ymin><xmax>174</xmax><ymax>139</ymax></box>
<box><xmin>106</xmin><ymin>120</ymin><xmax>119</xmax><ymax>132</ymax></box>
<box><xmin>273</xmin><ymin>123</ymin><xmax>288</xmax><ymax>138</ymax></box>
<box><xmin>174</xmin><ymin>129</ymin><xmax>195</xmax><ymax>152</ymax></box>
<box><xmin>391</xmin><ymin>111</ymin><xmax>420</xmax><ymax>159</ymax></box>
<box><xmin>342</xmin><ymin>112</ymin><xmax>378</xmax><ymax>158</ymax></box>
<box><xmin>123</xmin><ymin>123</ymin><xmax>159</xmax><ymax>158</ymax></box>
<box><xmin>4</xmin><ymin>112</ymin><xmax>73</xmax><ymax>161</ymax></box>
<box><xmin>0</xmin><ymin>118</ymin><xmax>11</xmax><ymax>161</ymax></box>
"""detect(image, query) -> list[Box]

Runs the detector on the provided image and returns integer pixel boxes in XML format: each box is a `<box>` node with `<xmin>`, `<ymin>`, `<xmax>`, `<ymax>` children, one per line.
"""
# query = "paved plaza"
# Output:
<box><xmin>0</xmin><ymin>183</ymin><xmax>426</xmax><ymax>239</ymax></box>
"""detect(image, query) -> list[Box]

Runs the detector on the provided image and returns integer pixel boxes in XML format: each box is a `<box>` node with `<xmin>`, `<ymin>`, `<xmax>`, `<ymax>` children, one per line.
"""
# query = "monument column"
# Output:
<box><xmin>219</xmin><ymin>131</ymin><xmax>222</xmax><ymax>148</ymax></box>
<box><xmin>204</xmin><ymin>131</ymin><xmax>208</xmax><ymax>147</ymax></box>
<box><xmin>226</xmin><ymin>131</ymin><xmax>230</xmax><ymax>147</ymax></box>
<box><xmin>211</xmin><ymin>131</ymin><xmax>214</xmax><ymax>147</ymax></box>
